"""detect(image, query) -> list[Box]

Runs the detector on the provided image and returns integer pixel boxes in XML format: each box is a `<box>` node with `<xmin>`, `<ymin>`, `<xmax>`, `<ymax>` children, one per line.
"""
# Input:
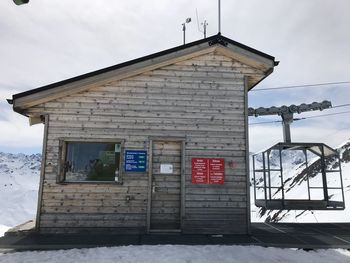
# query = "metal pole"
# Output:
<box><xmin>320</xmin><ymin>146</ymin><xmax>329</xmax><ymax>202</ymax></box>
<box><xmin>253</xmin><ymin>155</ymin><xmax>257</xmax><ymax>204</ymax></box>
<box><xmin>218</xmin><ymin>0</ymin><xmax>221</xmax><ymax>33</ymax></box>
<box><xmin>281</xmin><ymin>113</ymin><xmax>293</xmax><ymax>143</ymax></box>
<box><xmin>182</xmin><ymin>23</ymin><xmax>186</xmax><ymax>45</ymax></box>
<box><xmin>279</xmin><ymin>146</ymin><xmax>285</xmax><ymax>206</ymax></box>
<box><xmin>267</xmin><ymin>150</ymin><xmax>272</xmax><ymax>201</ymax></box>
<box><xmin>262</xmin><ymin>152</ymin><xmax>268</xmax><ymax>207</ymax></box>
<box><xmin>338</xmin><ymin>153</ymin><xmax>345</xmax><ymax>208</ymax></box>
<box><xmin>304</xmin><ymin>149</ymin><xmax>311</xmax><ymax>200</ymax></box>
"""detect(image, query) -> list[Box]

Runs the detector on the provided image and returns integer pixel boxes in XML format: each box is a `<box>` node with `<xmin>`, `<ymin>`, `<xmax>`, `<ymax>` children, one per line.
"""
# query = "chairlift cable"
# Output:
<box><xmin>249</xmin><ymin>120</ymin><xmax>282</xmax><ymax>125</ymax></box>
<box><xmin>251</xmin><ymin>81</ymin><xmax>350</xmax><ymax>92</ymax></box>
<box><xmin>332</xmin><ymin>103</ymin><xmax>350</xmax><ymax>109</ymax></box>
<box><xmin>295</xmin><ymin>110</ymin><xmax>350</xmax><ymax>121</ymax></box>
<box><xmin>315</xmin><ymin>126</ymin><xmax>349</xmax><ymax>141</ymax></box>
<box><xmin>248</xmin><ymin>110</ymin><xmax>350</xmax><ymax>125</ymax></box>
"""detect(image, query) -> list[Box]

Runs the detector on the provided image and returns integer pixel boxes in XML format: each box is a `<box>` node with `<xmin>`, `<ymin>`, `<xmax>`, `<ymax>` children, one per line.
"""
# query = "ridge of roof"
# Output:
<box><xmin>11</xmin><ymin>33</ymin><xmax>276</xmax><ymax>101</ymax></box>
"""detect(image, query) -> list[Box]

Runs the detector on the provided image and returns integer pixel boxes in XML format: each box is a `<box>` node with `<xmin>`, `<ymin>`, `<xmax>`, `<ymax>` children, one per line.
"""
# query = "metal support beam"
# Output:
<box><xmin>304</xmin><ymin>149</ymin><xmax>311</xmax><ymax>200</ymax></box>
<box><xmin>248</xmin><ymin>100</ymin><xmax>332</xmax><ymax>143</ymax></box>
<box><xmin>278</xmin><ymin>146</ymin><xmax>285</xmax><ymax>207</ymax></box>
<box><xmin>281</xmin><ymin>113</ymin><xmax>293</xmax><ymax>143</ymax></box>
<box><xmin>320</xmin><ymin>146</ymin><xmax>329</xmax><ymax>202</ymax></box>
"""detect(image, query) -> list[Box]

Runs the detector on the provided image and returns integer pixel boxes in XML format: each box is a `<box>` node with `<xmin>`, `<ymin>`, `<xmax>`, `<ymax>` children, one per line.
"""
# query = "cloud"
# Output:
<box><xmin>249</xmin><ymin>124</ymin><xmax>283</xmax><ymax>152</ymax></box>
<box><xmin>0</xmin><ymin>109</ymin><xmax>43</xmax><ymax>151</ymax></box>
<box><xmin>0</xmin><ymin>0</ymin><xmax>349</xmax><ymax>153</ymax></box>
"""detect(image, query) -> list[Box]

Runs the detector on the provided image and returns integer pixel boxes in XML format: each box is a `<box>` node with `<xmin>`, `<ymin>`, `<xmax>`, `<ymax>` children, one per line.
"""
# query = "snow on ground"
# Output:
<box><xmin>0</xmin><ymin>245</ymin><xmax>349</xmax><ymax>263</ymax></box>
<box><xmin>0</xmin><ymin>153</ymin><xmax>40</xmax><ymax>228</ymax></box>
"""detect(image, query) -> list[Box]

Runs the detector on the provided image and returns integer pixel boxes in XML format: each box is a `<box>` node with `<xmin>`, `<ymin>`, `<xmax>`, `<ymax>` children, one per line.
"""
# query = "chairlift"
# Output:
<box><xmin>250</xmin><ymin>101</ymin><xmax>345</xmax><ymax>210</ymax></box>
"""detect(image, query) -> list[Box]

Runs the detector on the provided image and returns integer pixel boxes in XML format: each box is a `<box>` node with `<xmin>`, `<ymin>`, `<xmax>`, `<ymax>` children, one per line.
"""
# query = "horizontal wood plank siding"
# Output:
<box><xmin>26</xmin><ymin>51</ymin><xmax>262</xmax><ymax>234</ymax></box>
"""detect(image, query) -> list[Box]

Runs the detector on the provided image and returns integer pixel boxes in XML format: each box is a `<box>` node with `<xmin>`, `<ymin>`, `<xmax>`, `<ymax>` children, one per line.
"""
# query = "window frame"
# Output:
<box><xmin>58</xmin><ymin>138</ymin><xmax>125</xmax><ymax>184</ymax></box>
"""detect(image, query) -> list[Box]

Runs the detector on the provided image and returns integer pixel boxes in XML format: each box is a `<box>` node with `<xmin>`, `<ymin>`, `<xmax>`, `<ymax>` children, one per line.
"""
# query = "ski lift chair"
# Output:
<box><xmin>252</xmin><ymin>142</ymin><xmax>345</xmax><ymax>210</ymax></box>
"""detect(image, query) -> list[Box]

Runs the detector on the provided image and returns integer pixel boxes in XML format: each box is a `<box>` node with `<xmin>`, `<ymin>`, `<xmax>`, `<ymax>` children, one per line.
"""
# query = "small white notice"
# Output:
<box><xmin>160</xmin><ymin>164</ymin><xmax>173</xmax><ymax>174</ymax></box>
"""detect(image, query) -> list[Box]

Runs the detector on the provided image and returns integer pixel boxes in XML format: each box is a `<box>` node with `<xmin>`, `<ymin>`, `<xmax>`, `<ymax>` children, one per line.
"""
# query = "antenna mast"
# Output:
<box><xmin>196</xmin><ymin>9</ymin><xmax>209</xmax><ymax>39</ymax></box>
<box><xmin>182</xmin><ymin>17</ymin><xmax>192</xmax><ymax>45</ymax></box>
<box><xmin>218</xmin><ymin>0</ymin><xmax>221</xmax><ymax>33</ymax></box>
<box><xmin>202</xmin><ymin>20</ymin><xmax>208</xmax><ymax>38</ymax></box>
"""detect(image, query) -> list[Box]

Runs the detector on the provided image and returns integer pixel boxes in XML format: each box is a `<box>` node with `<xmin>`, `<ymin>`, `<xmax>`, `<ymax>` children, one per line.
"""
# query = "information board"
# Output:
<box><xmin>192</xmin><ymin>158</ymin><xmax>208</xmax><ymax>184</ymax></box>
<box><xmin>124</xmin><ymin>150</ymin><xmax>147</xmax><ymax>172</ymax></box>
<box><xmin>208</xmin><ymin>158</ymin><xmax>225</xmax><ymax>184</ymax></box>
<box><xmin>192</xmin><ymin>158</ymin><xmax>225</xmax><ymax>184</ymax></box>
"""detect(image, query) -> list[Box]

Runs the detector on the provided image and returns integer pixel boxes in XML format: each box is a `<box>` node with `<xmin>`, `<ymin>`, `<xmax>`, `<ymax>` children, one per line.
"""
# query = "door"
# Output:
<box><xmin>150</xmin><ymin>140</ymin><xmax>182</xmax><ymax>231</ymax></box>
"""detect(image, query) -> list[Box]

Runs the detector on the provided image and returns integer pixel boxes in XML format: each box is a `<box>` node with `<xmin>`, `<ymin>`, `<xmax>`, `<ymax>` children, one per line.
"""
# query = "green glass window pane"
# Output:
<box><xmin>65</xmin><ymin>142</ymin><xmax>120</xmax><ymax>182</ymax></box>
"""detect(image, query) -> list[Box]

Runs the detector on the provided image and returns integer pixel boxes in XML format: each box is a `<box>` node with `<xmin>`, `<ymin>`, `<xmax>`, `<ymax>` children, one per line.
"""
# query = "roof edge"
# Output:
<box><xmin>12</xmin><ymin>33</ymin><xmax>276</xmax><ymax>101</ymax></box>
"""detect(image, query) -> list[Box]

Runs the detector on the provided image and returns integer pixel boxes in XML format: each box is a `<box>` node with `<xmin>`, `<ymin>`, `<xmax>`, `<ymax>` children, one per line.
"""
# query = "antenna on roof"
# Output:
<box><xmin>196</xmin><ymin>9</ymin><xmax>208</xmax><ymax>39</ymax></box>
<box><xmin>218</xmin><ymin>0</ymin><xmax>221</xmax><ymax>33</ymax></box>
<box><xmin>182</xmin><ymin>17</ymin><xmax>192</xmax><ymax>45</ymax></box>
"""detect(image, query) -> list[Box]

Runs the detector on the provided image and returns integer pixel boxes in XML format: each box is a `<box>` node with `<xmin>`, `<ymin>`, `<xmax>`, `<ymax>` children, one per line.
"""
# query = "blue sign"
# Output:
<box><xmin>124</xmin><ymin>150</ymin><xmax>147</xmax><ymax>172</ymax></box>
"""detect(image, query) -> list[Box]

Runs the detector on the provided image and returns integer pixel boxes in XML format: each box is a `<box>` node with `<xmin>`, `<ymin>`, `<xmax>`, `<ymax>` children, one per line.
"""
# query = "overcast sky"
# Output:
<box><xmin>1</xmin><ymin>0</ymin><xmax>349</xmax><ymax>153</ymax></box>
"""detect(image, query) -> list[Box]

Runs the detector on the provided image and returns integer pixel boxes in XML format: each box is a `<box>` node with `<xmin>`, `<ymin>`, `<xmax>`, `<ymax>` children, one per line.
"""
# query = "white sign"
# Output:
<box><xmin>160</xmin><ymin>164</ymin><xmax>173</xmax><ymax>174</ymax></box>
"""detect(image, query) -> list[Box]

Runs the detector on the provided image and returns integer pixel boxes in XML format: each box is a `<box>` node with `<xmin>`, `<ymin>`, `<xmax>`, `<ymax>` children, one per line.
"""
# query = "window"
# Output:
<box><xmin>60</xmin><ymin>141</ymin><xmax>122</xmax><ymax>182</ymax></box>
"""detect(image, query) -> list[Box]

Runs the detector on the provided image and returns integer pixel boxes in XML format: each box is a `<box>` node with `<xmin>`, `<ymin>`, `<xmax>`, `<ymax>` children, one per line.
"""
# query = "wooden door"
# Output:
<box><xmin>150</xmin><ymin>141</ymin><xmax>182</xmax><ymax>230</ymax></box>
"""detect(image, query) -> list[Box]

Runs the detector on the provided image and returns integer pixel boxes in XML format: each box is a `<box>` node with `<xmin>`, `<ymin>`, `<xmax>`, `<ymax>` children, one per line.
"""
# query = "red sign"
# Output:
<box><xmin>208</xmin><ymin>158</ymin><xmax>225</xmax><ymax>184</ymax></box>
<box><xmin>192</xmin><ymin>158</ymin><xmax>225</xmax><ymax>184</ymax></box>
<box><xmin>192</xmin><ymin>158</ymin><xmax>208</xmax><ymax>184</ymax></box>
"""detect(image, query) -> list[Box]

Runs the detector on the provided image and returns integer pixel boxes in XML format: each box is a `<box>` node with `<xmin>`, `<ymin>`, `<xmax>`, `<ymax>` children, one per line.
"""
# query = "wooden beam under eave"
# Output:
<box><xmin>215</xmin><ymin>46</ymin><xmax>274</xmax><ymax>72</ymax></box>
<box><xmin>247</xmin><ymin>76</ymin><xmax>263</xmax><ymax>89</ymax></box>
<box><xmin>29</xmin><ymin>115</ymin><xmax>44</xmax><ymax>126</ymax></box>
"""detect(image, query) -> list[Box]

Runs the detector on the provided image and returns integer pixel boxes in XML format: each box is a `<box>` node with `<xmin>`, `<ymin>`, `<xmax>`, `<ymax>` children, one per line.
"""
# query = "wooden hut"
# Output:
<box><xmin>9</xmin><ymin>34</ymin><xmax>277</xmax><ymax>234</ymax></box>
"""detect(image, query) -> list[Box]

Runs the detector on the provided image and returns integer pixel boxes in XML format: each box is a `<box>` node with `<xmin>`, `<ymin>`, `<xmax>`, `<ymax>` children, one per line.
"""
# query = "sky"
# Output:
<box><xmin>0</xmin><ymin>0</ymin><xmax>349</xmax><ymax>154</ymax></box>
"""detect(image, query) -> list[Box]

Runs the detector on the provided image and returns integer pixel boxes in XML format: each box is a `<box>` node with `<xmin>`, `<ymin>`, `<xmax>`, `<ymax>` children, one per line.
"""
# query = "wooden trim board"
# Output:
<box><xmin>35</xmin><ymin>114</ymin><xmax>49</xmax><ymax>230</ymax></box>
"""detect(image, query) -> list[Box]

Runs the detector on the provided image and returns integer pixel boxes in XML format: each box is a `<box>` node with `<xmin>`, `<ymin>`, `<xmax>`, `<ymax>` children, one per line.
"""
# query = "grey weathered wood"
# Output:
<box><xmin>15</xmin><ymin>50</ymin><xmax>273</xmax><ymax>234</ymax></box>
<box><xmin>14</xmin><ymin>46</ymin><xmax>218</xmax><ymax>109</ymax></box>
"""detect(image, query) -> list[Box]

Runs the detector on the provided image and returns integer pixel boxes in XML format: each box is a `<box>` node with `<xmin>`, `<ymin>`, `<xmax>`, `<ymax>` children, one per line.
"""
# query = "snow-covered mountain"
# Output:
<box><xmin>0</xmin><ymin>152</ymin><xmax>40</xmax><ymax>235</ymax></box>
<box><xmin>251</xmin><ymin>140</ymin><xmax>350</xmax><ymax>223</ymax></box>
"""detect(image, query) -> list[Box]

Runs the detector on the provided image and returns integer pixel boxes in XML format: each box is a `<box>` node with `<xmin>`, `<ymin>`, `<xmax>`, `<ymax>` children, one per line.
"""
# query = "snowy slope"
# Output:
<box><xmin>0</xmin><ymin>152</ymin><xmax>40</xmax><ymax>234</ymax></box>
<box><xmin>251</xmin><ymin>140</ymin><xmax>350</xmax><ymax>222</ymax></box>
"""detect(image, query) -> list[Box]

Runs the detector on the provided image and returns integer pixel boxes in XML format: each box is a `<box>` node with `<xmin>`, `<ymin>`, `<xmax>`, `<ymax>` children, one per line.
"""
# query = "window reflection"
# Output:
<box><xmin>64</xmin><ymin>142</ymin><xmax>121</xmax><ymax>182</ymax></box>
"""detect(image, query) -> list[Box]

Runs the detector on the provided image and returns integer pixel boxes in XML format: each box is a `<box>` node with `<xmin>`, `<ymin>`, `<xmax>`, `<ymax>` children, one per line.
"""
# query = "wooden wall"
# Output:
<box><xmin>27</xmin><ymin>51</ymin><xmax>264</xmax><ymax>234</ymax></box>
